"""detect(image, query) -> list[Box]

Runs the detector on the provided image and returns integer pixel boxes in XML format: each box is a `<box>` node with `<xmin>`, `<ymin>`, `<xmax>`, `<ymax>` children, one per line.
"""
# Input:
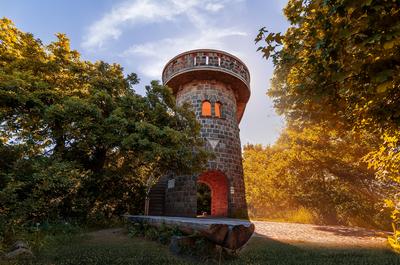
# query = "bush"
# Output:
<box><xmin>0</xmin><ymin>158</ymin><xmax>89</xmax><ymax>246</ymax></box>
<box><xmin>128</xmin><ymin>222</ymin><xmax>183</xmax><ymax>245</ymax></box>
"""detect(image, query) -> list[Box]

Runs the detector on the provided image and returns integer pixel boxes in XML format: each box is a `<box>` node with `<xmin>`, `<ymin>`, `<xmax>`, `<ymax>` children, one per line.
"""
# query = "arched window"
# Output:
<box><xmin>202</xmin><ymin>100</ymin><xmax>211</xmax><ymax>116</ymax></box>
<box><xmin>215</xmin><ymin>102</ymin><xmax>222</xmax><ymax>118</ymax></box>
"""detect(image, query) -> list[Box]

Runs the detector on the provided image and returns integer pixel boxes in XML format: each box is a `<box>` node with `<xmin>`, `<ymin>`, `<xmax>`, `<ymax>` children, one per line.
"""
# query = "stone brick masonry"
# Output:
<box><xmin>150</xmin><ymin>49</ymin><xmax>250</xmax><ymax>218</ymax></box>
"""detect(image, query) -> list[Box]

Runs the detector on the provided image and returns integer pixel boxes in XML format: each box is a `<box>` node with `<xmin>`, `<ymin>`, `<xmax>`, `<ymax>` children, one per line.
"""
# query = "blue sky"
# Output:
<box><xmin>1</xmin><ymin>0</ymin><xmax>289</xmax><ymax>146</ymax></box>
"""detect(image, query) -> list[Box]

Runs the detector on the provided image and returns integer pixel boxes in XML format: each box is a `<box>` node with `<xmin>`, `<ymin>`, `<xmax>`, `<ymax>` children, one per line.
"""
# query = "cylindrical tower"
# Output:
<box><xmin>151</xmin><ymin>49</ymin><xmax>250</xmax><ymax>218</ymax></box>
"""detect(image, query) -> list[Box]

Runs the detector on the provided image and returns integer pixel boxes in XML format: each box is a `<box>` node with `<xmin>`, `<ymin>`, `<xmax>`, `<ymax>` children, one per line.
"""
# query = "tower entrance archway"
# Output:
<box><xmin>197</xmin><ymin>170</ymin><xmax>228</xmax><ymax>217</ymax></box>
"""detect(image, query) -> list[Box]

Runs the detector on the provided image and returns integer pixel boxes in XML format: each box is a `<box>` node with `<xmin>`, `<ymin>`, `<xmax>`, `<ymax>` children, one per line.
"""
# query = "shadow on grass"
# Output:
<box><xmin>228</xmin><ymin>233</ymin><xmax>399</xmax><ymax>265</ymax></box>
<box><xmin>312</xmin><ymin>225</ymin><xmax>390</xmax><ymax>238</ymax></box>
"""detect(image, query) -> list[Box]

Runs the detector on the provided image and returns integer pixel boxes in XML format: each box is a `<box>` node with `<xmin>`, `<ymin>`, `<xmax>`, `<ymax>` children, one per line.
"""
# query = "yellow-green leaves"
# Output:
<box><xmin>257</xmin><ymin>0</ymin><xmax>400</xmax><ymax>131</ymax></box>
<box><xmin>377</xmin><ymin>81</ymin><xmax>392</xmax><ymax>93</ymax></box>
<box><xmin>383</xmin><ymin>39</ymin><xmax>398</xmax><ymax>50</ymax></box>
<box><xmin>243</xmin><ymin>124</ymin><xmax>384</xmax><ymax>227</ymax></box>
<box><xmin>256</xmin><ymin>0</ymin><xmax>400</xmax><ymax>234</ymax></box>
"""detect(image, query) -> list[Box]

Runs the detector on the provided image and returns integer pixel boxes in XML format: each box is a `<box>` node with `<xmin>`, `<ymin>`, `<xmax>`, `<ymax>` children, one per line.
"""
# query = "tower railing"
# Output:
<box><xmin>162</xmin><ymin>50</ymin><xmax>250</xmax><ymax>87</ymax></box>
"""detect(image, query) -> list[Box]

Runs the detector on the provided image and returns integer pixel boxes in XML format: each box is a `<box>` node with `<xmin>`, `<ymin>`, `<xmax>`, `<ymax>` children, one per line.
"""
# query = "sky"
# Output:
<box><xmin>0</xmin><ymin>0</ymin><xmax>289</xmax><ymax>146</ymax></box>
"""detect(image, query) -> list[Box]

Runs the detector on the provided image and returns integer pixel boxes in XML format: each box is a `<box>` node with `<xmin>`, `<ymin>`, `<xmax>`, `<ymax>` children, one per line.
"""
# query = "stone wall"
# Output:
<box><xmin>162</xmin><ymin>50</ymin><xmax>250</xmax><ymax>86</ymax></box>
<box><xmin>164</xmin><ymin>79</ymin><xmax>248</xmax><ymax>218</ymax></box>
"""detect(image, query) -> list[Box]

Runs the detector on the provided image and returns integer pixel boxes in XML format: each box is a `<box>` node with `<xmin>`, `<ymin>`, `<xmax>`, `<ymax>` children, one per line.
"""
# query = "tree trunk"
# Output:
<box><xmin>144</xmin><ymin>197</ymin><xmax>150</xmax><ymax>216</ymax></box>
<box><xmin>126</xmin><ymin>215</ymin><xmax>254</xmax><ymax>250</ymax></box>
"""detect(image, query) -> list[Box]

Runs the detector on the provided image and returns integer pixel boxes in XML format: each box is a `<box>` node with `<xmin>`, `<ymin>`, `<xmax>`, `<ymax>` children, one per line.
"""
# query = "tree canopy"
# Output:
<box><xmin>249</xmin><ymin>0</ymin><xmax>400</xmax><ymax>231</ymax></box>
<box><xmin>256</xmin><ymin>0</ymin><xmax>399</xmax><ymax>132</ymax></box>
<box><xmin>0</xmin><ymin>18</ymin><xmax>208</xmax><ymax>232</ymax></box>
<box><xmin>243</xmin><ymin>124</ymin><xmax>389</xmax><ymax>227</ymax></box>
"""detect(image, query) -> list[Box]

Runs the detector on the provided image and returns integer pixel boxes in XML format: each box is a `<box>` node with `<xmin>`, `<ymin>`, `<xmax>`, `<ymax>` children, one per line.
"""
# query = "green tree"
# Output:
<box><xmin>244</xmin><ymin>124</ymin><xmax>388</xmax><ymax>227</ymax></box>
<box><xmin>0</xmin><ymin>17</ymin><xmax>208</xmax><ymax>237</ymax></box>
<box><xmin>255</xmin><ymin>0</ymin><xmax>400</xmax><ymax>245</ymax></box>
<box><xmin>256</xmin><ymin>0</ymin><xmax>399</xmax><ymax>131</ymax></box>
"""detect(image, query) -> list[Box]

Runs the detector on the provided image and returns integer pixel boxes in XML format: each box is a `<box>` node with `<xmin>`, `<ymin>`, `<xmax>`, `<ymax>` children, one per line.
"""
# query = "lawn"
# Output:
<box><xmin>2</xmin><ymin>228</ymin><xmax>400</xmax><ymax>265</ymax></box>
<box><xmin>232</xmin><ymin>237</ymin><xmax>400</xmax><ymax>265</ymax></box>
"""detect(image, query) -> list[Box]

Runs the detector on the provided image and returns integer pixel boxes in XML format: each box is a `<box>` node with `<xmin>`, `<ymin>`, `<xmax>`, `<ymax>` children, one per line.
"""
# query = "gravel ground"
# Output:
<box><xmin>253</xmin><ymin>221</ymin><xmax>389</xmax><ymax>248</ymax></box>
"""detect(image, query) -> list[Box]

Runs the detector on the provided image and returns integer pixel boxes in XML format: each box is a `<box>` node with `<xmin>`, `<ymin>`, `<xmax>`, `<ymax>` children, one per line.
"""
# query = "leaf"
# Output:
<box><xmin>347</xmin><ymin>7</ymin><xmax>355</xmax><ymax>16</ymax></box>
<box><xmin>363</xmin><ymin>0</ymin><xmax>373</xmax><ymax>6</ymax></box>
<box><xmin>332</xmin><ymin>72</ymin><xmax>347</xmax><ymax>82</ymax></box>
<box><xmin>384</xmin><ymin>39</ymin><xmax>396</xmax><ymax>50</ymax></box>
<box><xmin>373</xmin><ymin>69</ymin><xmax>393</xmax><ymax>83</ymax></box>
<box><xmin>377</xmin><ymin>81</ymin><xmax>392</xmax><ymax>93</ymax></box>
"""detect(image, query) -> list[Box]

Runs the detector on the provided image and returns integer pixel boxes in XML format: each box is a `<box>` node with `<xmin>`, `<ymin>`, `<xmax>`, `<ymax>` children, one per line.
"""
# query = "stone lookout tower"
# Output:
<box><xmin>149</xmin><ymin>49</ymin><xmax>250</xmax><ymax>218</ymax></box>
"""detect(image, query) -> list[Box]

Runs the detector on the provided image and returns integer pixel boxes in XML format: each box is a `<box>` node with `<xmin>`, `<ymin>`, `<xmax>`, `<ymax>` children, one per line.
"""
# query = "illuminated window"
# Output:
<box><xmin>202</xmin><ymin>100</ymin><xmax>211</xmax><ymax>116</ymax></box>
<box><xmin>215</xmin><ymin>102</ymin><xmax>222</xmax><ymax>118</ymax></box>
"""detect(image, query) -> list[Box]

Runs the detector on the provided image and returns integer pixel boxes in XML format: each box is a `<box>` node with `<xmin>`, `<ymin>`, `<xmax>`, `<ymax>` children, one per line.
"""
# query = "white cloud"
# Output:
<box><xmin>109</xmin><ymin>0</ymin><xmax>247</xmax><ymax>78</ymax></box>
<box><xmin>123</xmin><ymin>27</ymin><xmax>247</xmax><ymax>78</ymax></box>
<box><xmin>205</xmin><ymin>3</ymin><xmax>224</xmax><ymax>12</ymax></box>
<box><xmin>82</xmin><ymin>0</ymin><xmax>285</xmax><ymax>145</ymax></box>
<box><xmin>82</xmin><ymin>0</ymin><xmax>238</xmax><ymax>49</ymax></box>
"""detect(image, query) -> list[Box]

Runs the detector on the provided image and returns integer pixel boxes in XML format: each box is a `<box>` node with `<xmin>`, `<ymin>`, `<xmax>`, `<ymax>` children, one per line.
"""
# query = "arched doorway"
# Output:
<box><xmin>197</xmin><ymin>170</ymin><xmax>228</xmax><ymax>217</ymax></box>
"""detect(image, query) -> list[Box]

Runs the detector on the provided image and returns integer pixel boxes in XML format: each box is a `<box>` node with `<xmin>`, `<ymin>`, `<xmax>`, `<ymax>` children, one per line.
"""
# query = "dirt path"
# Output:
<box><xmin>253</xmin><ymin>221</ymin><xmax>389</xmax><ymax>248</ymax></box>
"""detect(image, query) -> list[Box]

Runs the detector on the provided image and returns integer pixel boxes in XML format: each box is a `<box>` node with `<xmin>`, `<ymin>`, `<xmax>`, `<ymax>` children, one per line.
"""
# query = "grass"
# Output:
<box><xmin>0</xmin><ymin>228</ymin><xmax>192</xmax><ymax>265</ymax></box>
<box><xmin>249</xmin><ymin>207</ymin><xmax>318</xmax><ymax>224</ymax></box>
<box><xmin>1</xmin><ymin>228</ymin><xmax>400</xmax><ymax>265</ymax></box>
<box><xmin>230</xmin><ymin>237</ymin><xmax>400</xmax><ymax>265</ymax></box>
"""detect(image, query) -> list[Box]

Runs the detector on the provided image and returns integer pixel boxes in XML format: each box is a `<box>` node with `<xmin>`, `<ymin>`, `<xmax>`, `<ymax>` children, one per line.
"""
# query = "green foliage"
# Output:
<box><xmin>244</xmin><ymin>124</ymin><xmax>388</xmax><ymax>228</ymax></box>
<box><xmin>128</xmin><ymin>223</ymin><xmax>145</xmax><ymax>238</ymax></box>
<box><xmin>0</xmin><ymin>17</ymin><xmax>208</xmax><ymax>247</ymax></box>
<box><xmin>128</xmin><ymin>222</ymin><xmax>182</xmax><ymax>245</ymax></box>
<box><xmin>255</xmin><ymin>0</ymin><xmax>400</xmax><ymax>238</ymax></box>
<box><xmin>256</xmin><ymin>0</ymin><xmax>400</xmax><ymax>132</ymax></box>
<box><xmin>144</xmin><ymin>226</ymin><xmax>160</xmax><ymax>241</ymax></box>
<box><xmin>196</xmin><ymin>183</ymin><xmax>211</xmax><ymax>215</ymax></box>
<box><xmin>385</xmin><ymin>198</ymin><xmax>400</xmax><ymax>252</ymax></box>
<box><xmin>255</xmin><ymin>0</ymin><xmax>400</xmax><ymax>193</ymax></box>
<box><xmin>127</xmin><ymin>222</ymin><xmax>217</xmax><ymax>260</ymax></box>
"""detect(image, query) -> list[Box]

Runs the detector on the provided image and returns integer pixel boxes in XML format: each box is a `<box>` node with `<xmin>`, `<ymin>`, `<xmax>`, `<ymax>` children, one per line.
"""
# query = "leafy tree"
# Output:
<box><xmin>0</xmin><ymin>17</ymin><xmax>208</xmax><ymax>237</ymax></box>
<box><xmin>244</xmin><ymin>124</ymin><xmax>389</xmax><ymax>227</ymax></box>
<box><xmin>256</xmin><ymin>0</ymin><xmax>399</xmax><ymax>131</ymax></box>
<box><xmin>255</xmin><ymin>0</ymin><xmax>400</xmax><ymax>182</ymax></box>
<box><xmin>255</xmin><ymin>0</ymin><xmax>400</xmax><ymax>242</ymax></box>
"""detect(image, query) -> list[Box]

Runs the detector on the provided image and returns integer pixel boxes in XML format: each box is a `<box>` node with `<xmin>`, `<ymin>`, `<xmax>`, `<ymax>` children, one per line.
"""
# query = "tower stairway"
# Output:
<box><xmin>148</xmin><ymin>177</ymin><xmax>167</xmax><ymax>216</ymax></box>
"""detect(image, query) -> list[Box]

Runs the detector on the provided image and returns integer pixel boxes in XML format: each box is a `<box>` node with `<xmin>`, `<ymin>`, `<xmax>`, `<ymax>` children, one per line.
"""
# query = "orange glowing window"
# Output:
<box><xmin>215</xmin><ymin>102</ymin><xmax>222</xmax><ymax>118</ymax></box>
<box><xmin>202</xmin><ymin>100</ymin><xmax>211</xmax><ymax>116</ymax></box>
